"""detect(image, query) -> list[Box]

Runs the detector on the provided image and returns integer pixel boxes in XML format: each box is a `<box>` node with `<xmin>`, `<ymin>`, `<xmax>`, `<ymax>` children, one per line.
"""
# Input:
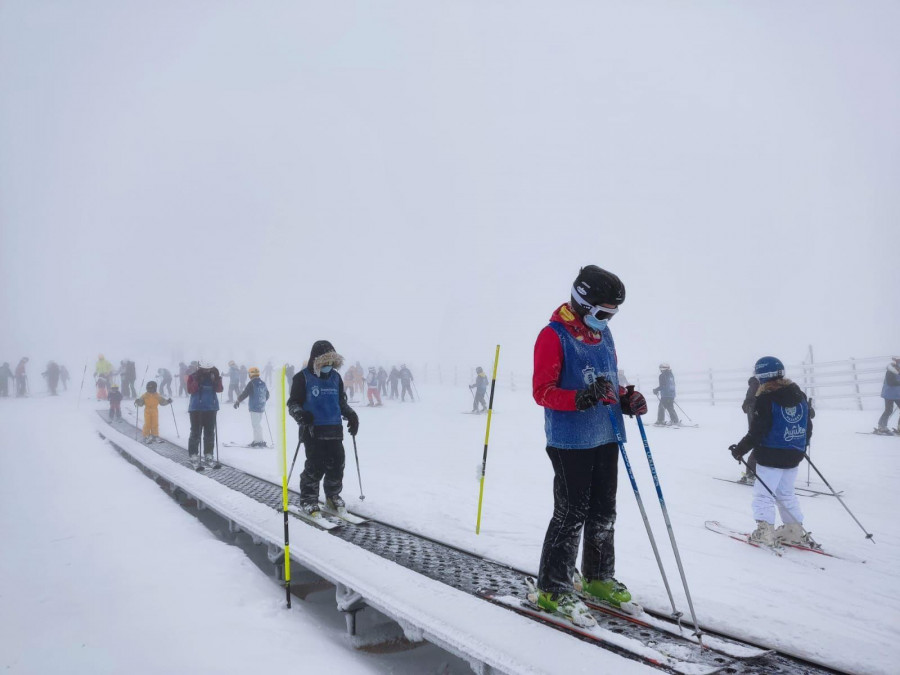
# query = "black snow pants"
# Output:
<box><xmin>160</xmin><ymin>378</ymin><xmax>172</xmax><ymax>397</ymax></box>
<box><xmin>878</xmin><ymin>399</ymin><xmax>899</xmax><ymax>429</ymax></box>
<box><xmin>401</xmin><ymin>382</ymin><xmax>414</xmax><ymax>401</ymax></box>
<box><xmin>299</xmin><ymin>437</ymin><xmax>345</xmax><ymax>506</ymax></box>
<box><xmin>538</xmin><ymin>443</ymin><xmax>618</xmax><ymax>594</ymax></box>
<box><xmin>188</xmin><ymin>410</ymin><xmax>217</xmax><ymax>457</ymax></box>
<box><xmin>656</xmin><ymin>397</ymin><xmax>679</xmax><ymax>424</ymax></box>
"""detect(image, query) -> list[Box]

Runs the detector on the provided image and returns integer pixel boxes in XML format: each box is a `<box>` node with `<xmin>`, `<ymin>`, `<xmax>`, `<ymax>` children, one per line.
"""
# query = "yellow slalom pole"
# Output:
<box><xmin>280</xmin><ymin>365</ymin><xmax>291</xmax><ymax>607</ymax></box>
<box><xmin>475</xmin><ymin>345</ymin><xmax>501</xmax><ymax>535</ymax></box>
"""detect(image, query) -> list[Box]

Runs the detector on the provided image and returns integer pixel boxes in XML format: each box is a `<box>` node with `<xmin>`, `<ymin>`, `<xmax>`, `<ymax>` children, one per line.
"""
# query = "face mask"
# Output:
<box><xmin>584</xmin><ymin>315</ymin><xmax>608</xmax><ymax>331</ymax></box>
<box><xmin>320</xmin><ymin>365</ymin><xmax>333</xmax><ymax>374</ymax></box>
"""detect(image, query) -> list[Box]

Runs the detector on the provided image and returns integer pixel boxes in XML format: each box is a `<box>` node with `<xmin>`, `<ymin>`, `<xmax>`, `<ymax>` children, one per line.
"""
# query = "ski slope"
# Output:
<box><xmin>2</xmin><ymin>386</ymin><xmax>897</xmax><ymax>675</ymax></box>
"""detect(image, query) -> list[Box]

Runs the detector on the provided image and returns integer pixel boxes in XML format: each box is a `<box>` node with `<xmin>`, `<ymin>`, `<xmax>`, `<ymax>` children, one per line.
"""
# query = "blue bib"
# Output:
<box><xmin>303</xmin><ymin>369</ymin><xmax>342</xmax><ymax>427</ymax></box>
<box><xmin>189</xmin><ymin>381</ymin><xmax>220</xmax><ymax>412</ymax></box>
<box><xmin>544</xmin><ymin>322</ymin><xmax>624</xmax><ymax>449</ymax></box>
<box><xmin>248</xmin><ymin>379</ymin><xmax>268</xmax><ymax>413</ymax></box>
<box><xmin>762</xmin><ymin>400</ymin><xmax>808</xmax><ymax>451</ymax></box>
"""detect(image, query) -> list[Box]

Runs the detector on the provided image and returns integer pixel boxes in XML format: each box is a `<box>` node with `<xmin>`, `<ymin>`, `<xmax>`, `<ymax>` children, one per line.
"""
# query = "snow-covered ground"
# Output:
<box><xmin>3</xmin><ymin>383</ymin><xmax>898</xmax><ymax>675</ymax></box>
<box><xmin>0</xmin><ymin>395</ymin><xmax>469</xmax><ymax>674</ymax></box>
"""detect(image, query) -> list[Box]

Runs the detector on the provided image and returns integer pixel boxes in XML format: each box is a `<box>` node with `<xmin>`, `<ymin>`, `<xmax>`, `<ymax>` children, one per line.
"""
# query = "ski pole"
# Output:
<box><xmin>475</xmin><ymin>345</ymin><xmax>500</xmax><ymax>534</ymax></box>
<box><xmin>287</xmin><ymin>435</ymin><xmax>302</xmax><ymax>483</ymax></box>
<box><xmin>605</xmin><ymin>405</ymin><xmax>681</xmax><ymax>622</ymax></box>
<box><xmin>279</xmin><ymin>364</ymin><xmax>291</xmax><ymax>608</ymax></box>
<box><xmin>352</xmin><ymin>435</ymin><xmax>365</xmax><ymax>501</ymax></box>
<box><xmin>170</xmin><ymin>401</ymin><xmax>180</xmax><ymax>438</ymax></box>
<box><xmin>264</xmin><ymin>409</ymin><xmax>275</xmax><ymax>447</ymax></box>
<box><xmin>214</xmin><ymin>418</ymin><xmax>220</xmax><ymax>464</ymax></box>
<box><xmin>77</xmin><ymin>363</ymin><xmax>87</xmax><ymax>409</ymax></box>
<box><xmin>636</xmin><ymin>415</ymin><xmax>703</xmax><ymax>643</ymax></box>
<box><xmin>803</xmin><ymin>452</ymin><xmax>875</xmax><ymax>543</ymax></box>
<box><xmin>673</xmin><ymin>400</ymin><xmax>693</xmax><ymax>423</ymax></box>
<box><xmin>736</xmin><ymin>457</ymin><xmax>819</xmax><ymax>545</ymax></box>
<box><xmin>412</xmin><ymin>381</ymin><xmax>421</xmax><ymax>401</ymax></box>
<box><xmin>138</xmin><ymin>364</ymin><xmax>149</xmax><ymax>398</ymax></box>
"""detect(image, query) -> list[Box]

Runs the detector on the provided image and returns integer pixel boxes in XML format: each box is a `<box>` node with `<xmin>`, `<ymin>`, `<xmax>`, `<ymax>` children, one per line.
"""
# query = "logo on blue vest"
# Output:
<box><xmin>782</xmin><ymin>406</ymin><xmax>803</xmax><ymax>424</ymax></box>
<box><xmin>582</xmin><ymin>365</ymin><xmax>597</xmax><ymax>385</ymax></box>
<box><xmin>783</xmin><ymin>425</ymin><xmax>806</xmax><ymax>443</ymax></box>
<box><xmin>311</xmin><ymin>386</ymin><xmax>320</xmax><ymax>397</ymax></box>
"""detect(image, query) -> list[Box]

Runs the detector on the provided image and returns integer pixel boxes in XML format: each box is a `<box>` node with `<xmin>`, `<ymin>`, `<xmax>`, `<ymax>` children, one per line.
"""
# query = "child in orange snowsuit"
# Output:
<box><xmin>134</xmin><ymin>380</ymin><xmax>172</xmax><ymax>443</ymax></box>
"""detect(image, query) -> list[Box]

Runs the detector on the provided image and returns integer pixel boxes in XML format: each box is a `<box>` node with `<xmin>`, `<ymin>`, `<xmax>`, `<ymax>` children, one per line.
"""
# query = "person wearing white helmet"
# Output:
<box><xmin>875</xmin><ymin>357</ymin><xmax>900</xmax><ymax>435</ymax></box>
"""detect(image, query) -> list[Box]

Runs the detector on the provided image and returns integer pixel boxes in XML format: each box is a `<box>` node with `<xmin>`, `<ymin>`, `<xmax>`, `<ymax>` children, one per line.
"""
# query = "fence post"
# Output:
<box><xmin>708</xmin><ymin>368</ymin><xmax>715</xmax><ymax>406</ymax></box>
<box><xmin>850</xmin><ymin>357</ymin><xmax>863</xmax><ymax>411</ymax></box>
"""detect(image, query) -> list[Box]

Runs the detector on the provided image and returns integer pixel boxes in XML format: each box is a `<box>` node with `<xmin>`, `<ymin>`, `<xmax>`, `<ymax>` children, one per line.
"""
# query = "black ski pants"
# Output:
<box><xmin>160</xmin><ymin>378</ymin><xmax>172</xmax><ymax>397</ymax></box>
<box><xmin>401</xmin><ymin>382</ymin><xmax>414</xmax><ymax>401</ymax></box>
<box><xmin>656</xmin><ymin>397</ymin><xmax>679</xmax><ymax>424</ymax></box>
<box><xmin>878</xmin><ymin>399</ymin><xmax>899</xmax><ymax>429</ymax></box>
<box><xmin>299</xmin><ymin>437</ymin><xmax>345</xmax><ymax>506</ymax></box>
<box><xmin>188</xmin><ymin>410</ymin><xmax>217</xmax><ymax>457</ymax></box>
<box><xmin>538</xmin><ymin>443</ymin><xmax>618</xmax><ymax>594</ymax></box>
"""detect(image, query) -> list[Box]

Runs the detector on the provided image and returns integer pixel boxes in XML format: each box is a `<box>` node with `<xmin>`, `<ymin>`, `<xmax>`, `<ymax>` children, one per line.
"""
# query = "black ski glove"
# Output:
<box><xmin>729</xmin><ymin>444</ymin><xmax>746</xmax><ymax>461</ymax></box>
<box><xmin>346</xmin><ymin>410</ymin><xmax>359</xmax><ymax>436</ymax></box>
<box><xmin>233</xmin><ymin>402</ymin><xmax>240</xmax><ymax>409</ymax></box>
<box><xmin>574</xmin><ymin>377</ymin><xmax>615</xmax><ymax>411</ymax></box>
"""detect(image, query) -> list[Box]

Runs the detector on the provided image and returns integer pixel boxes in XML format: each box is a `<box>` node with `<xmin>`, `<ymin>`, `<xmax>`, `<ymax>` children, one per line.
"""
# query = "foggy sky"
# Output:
<box><xmin>1</xmin><ymin>1</ymin><xmax>898</xmax><ymax>382</ymax></box>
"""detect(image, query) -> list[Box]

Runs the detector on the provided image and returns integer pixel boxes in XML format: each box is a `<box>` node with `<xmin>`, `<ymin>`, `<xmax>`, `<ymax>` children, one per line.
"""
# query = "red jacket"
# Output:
<box><xmin>533</xmin><ymin>303</ymin><xmax>619</xmax><ymax>411</ymax></box>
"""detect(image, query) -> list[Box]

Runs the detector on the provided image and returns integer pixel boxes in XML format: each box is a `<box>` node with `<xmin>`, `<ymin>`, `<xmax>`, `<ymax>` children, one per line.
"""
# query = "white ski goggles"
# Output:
<box><xmin>571</xmin><ymin>285</ymin><xmax>620</xmax><ymax>320</ymax></box>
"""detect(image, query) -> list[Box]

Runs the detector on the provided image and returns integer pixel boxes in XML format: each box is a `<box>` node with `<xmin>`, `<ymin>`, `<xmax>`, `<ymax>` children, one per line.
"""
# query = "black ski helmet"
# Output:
<box><xmin>146</xmin><ymin>381</ymin><xmax>157</xmax><ymax>393</ymax></box>
<box><xmin>571</xmin><ymin>265</ymin><xmax>625</xmax><ymax>314</ymax></box>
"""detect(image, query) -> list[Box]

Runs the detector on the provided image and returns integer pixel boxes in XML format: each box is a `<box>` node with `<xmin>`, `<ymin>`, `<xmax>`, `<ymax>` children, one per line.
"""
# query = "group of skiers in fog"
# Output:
<box><xmin>0</xmin><ymin>358</ymin><xmax>70</xmax><ymax>398</ymax></box>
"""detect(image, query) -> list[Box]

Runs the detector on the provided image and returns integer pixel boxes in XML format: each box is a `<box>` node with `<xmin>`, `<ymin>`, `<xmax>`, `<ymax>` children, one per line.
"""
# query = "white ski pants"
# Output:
<box><xmin>250</xmin><ymin>411</ymin><xmax>264</xmax><ymax>444</ymax></box>
<box><xmin>752</xmin><ymin>465</ymin><xmax>803</xmax><ymax>525</ymax></box>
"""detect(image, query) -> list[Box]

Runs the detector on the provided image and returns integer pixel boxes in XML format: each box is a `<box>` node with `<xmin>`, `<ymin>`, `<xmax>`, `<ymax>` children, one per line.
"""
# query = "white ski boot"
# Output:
<box><xmin>526</xmin><ymin>579</ymin><xmax>595</xmax><ymax>628</ymax></box>
<box><xmin>776</xmin><ymin>523</ymin><xmax>821</xmax><ymax>550</ymax></box>
<box><xmin>749</xmin><ymin>520</ymin><xmax>778</xmax><ymax>548</ymax></box>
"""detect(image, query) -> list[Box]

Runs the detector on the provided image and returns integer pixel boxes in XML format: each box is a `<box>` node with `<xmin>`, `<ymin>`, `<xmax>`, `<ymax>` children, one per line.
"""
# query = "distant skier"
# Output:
<box><xmin>388</xmin><ymin>366</ymin><xmax>400</xmax><ymax>399</ymax></box>
<box><xmin>874</xmin><ymin>356</ymin><xmax>900</xmax><ymax>435</ymax></box>
<box><xmin>469</xmin><ymin>367</ymin><xmax>488</xmax><ymax>413</ymax></box>
<box><xmin>42</xmin><ymin>360</ymin><xmax>60</xmax><ymax>395</ymax></box>
<box><xmin>366</xmin><ymin>367</ymin><xmax>383</xmax><ymax>407</ymax></box>
<box><xmin>177</xmin><ymin>362</ymin><xmax>189</xmax><ymax>397</ymax></box>
<box><xmin>738</xmin><ymin>375</ymin><xmax>761</xmax><ymax>484</ymax></box>
<box><xmin>531</xmin><ymin>265</ymin><xmax>648</xmax><ymax>627</ymax></box>
<box><xmin>0</xmin><ymin>362</ymin><xmax>12</xmax><ymax>397</ymax></box>
<box><xmin>728</xmin><ymin>356</ymin><xmax>818</xmax><ymax>550</ymax></box>
<box><xmin>134</xmin><ymin>381</ymin><xmax>173</xmax><ymax>443</ymax></box>
<box><xmin>108</xmin><ymin>384</ymin><xmax>123</xmax><ymax>421</ymax></box>
<box><xmin>14</xmin><ymin>357</ymin><xmax>29</xmax><ymax>397</ymax></box>
<box><xmin>59</xmin><ymin>364</ymin><xmax>70</xmax><ymax>391</ymax></box>
<box><xmin>239</xmin><ymin>364</ymin><xmax>248</xmax><ymax>390</ymax></box>
<box><xmin>263</xmin><ymin>360</ymin><xmax>274</xmax><ymax>384</ymax></box>
<box><xmin>399</xmin><ymin>364</ymin><xmax>415</xmax><ymax>402</ymax></box>
<box><xmin>157</xmin><ymin>367</ymin><xmax>173</xmax><ymax>398</ymax></box>
<box><xmin>187</xmin><ymin>361</ymin><xmax>223</xmax><ymax>468</ymax></box>
<box><xmin>377</xmin><ymin>366</ymin><xmax>388</xmax><ymax>398</ymax></box>
<box><xmin>120</xmin><ymin>359</ymin><xmax>137</xmax><ymax>398</ymax></box>
<box><xmin>234</xmin><ymin>367</ymin><xmax>270</xmax><ymax>447</ymax></box>
<box><xmin>285</xmin><ymin>363</ymin><xmax>296</xmax><ymax>388</ymax></box>
<box><xmin>226</xmin><ymin>361</ymin><xmax>241</xmax><ymax>403</ymax></box>
<box><xmin>652</xmin><ymin>363</ymin><xmax>679</xmax><ymax>426</ymax></box>
<box><xmin>287</xmin><ymin>340</ymin><xmax>359</xmax><ymax>516</ymax></box>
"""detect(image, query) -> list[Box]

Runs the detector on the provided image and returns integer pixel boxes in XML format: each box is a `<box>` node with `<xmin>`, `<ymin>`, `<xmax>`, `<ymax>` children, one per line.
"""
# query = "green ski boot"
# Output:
<box><xmin>575</xmin><ymin>574</ymin><xmax>632</xmax><ymax>608</ymax></box>
<box><xmin>526</xmin><ymin>579</ymin><xmax>596</xmax><ymax>628</ymax></box>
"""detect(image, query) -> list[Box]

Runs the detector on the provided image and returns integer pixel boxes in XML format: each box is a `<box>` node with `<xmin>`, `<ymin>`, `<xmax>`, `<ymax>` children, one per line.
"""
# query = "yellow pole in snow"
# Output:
<box><xmin>280</xmin><ymin>365</ymin><xmax>291</xmax><ymax>607</ymax></box>
<box><xmin>475</xmin><ymin>345</ymin><xmax>500</xmax><ymax>535</ymax></box>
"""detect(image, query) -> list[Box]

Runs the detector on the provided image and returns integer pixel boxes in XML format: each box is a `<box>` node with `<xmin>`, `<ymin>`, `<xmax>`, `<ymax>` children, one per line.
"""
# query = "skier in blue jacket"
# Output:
<box><xmin>652</xmin><ymin>363</ymin><xmax>679</xmax><ymax>426</ymax></box>
<box><xmin>187</xmin><ymin>361</ymin><xmax>223</xmax><ymax>468</ymax></box>
<box><xmin>875</xmin><ymin>357</ymin><xmax>900</xmax><ymax>435</ymax></box>
<box><xmin>729</xmin><ymin>356</ymin><xmax>818</xmax><ymax>550</ymax></box>
<box><xmin>287</xmin><ymin>341</ymin><xmax>359</xmax><ymax>516</ymax></box>
<box><xmin>234</xmin><ymin>367</ymin><xmax>270</xmax><ymax>446</ymax></box>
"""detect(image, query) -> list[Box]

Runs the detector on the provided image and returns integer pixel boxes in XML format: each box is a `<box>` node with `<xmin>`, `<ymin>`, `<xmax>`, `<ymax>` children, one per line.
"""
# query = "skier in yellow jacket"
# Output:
<box><xmin>134</xmin><ymin>381</ymin><xmax>173</xmax><ymax>443</ymax></box>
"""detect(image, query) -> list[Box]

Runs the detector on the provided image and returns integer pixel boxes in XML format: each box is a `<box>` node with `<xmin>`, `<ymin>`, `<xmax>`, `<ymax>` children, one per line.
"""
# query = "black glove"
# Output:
<box><xmin>167</xmin><ymin>398</ymin><xmax>173</xmax><ymax>404</ymax></box>
<box><xmin>346</xmin><ymin>410</ymin><xmax>359</xmax><ymax>436</ymax></box>
<box><xmin>652</xmin><ymin>387</ymin><xmax>660</xmax><ymax>395</ymax></box>
<box><xmin>729</xmin><ymin>444</ymin><xmax>746</xmax><ymax>461</ymax></box>
<box><xmin>574</xmin><ymin>377</ymin><xmax>615</xmax><ymax>411</ymax></box>
<box><xmin>620</xmin><ymin>385</ymin><xmax>648</xmax><ymax>417</ymax></box>
<box><xmin>233</xmin><ymin>402</ymin><xmax>240</xmax><ymax>409</ymax></box>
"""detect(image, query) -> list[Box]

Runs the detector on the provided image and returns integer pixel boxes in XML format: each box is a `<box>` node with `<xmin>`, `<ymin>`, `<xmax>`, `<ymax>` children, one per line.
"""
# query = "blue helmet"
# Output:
<box><xmin>754</xmin><ymin>356</ymin><xmax>785</xmax><ymax>382</ymax></box>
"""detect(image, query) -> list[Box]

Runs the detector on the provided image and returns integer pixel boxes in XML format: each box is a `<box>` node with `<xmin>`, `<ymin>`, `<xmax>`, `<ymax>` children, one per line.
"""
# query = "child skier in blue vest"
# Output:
<box><xmin>729</xmin><ymin>356</ymin><xmax>819</xmax><ymax>550</ymax></box>
<box><xmin>531</xmin><ymin>265</ymin><xmax>648</xmax><ymax>628</ymax></box>
<box><xmin>287</xmin><ymin>340</ymin><xmax>359</xmax><ymax>516</ymax></box>
<box><xmin>234</xmin><ymin>367</ymin><xmax>270</xmax><ymax>446</ymax></box>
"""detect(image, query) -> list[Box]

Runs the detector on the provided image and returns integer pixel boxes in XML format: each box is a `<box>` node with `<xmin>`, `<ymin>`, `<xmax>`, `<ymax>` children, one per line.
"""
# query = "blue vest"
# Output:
<box><xmin>762</xmin><ymin>400</ymin><xmax>808</xmax><ymax>451</ymax></box>
<box><xmin>248</xmin><ymin>379</ymin><xmax>268</xmax><ymax>413</ymax></box>
<box><xmin>882</xmin><ymin>370</ymin><xmax>900</xmax><ymax>400</ymax></box>
<box><xmin>544</xmin><ymin>322</ymin><xmax>624</xmax><ymax>449</ymax></box>
<box><xmin>659</xmin><ymin>371</ymin><xmax>676</xmax><ymax>398</ymax></box>
<box><xmin>302</xmin><ymin>369</ymin><xmax>342</xmax><ymax>427</ymax></box>
<box><xmin>188</xmin><ymin>379</ymin><xmax>220</xmax><ymax>412</ymax></box>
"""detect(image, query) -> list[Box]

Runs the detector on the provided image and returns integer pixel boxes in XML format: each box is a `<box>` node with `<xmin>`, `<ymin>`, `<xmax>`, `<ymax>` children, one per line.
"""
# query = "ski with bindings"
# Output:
<box><xmin>577</xmin><ymin>596</ymin><xmax>771</xmax><ymax>660</ymax></box>
<box><xmin>318</xmin><ymin>501</ymin><xmax>368</xmax><ymax>524</ymax></box>
<box><xmin>285</xmin><ymin>504</ymin><xmax>342</xmax><ymax>530</ymax></box>
<box><xmin>705</xmin><ymin>520</ymin><xmax>783</xmax><ymax>557</ymax></box>
<box><xmin>478</xmin><ymin>589</ymin><xmax>727</xmax><ymax>675</ymax></box>
<box><xmin>857</xmin><ymin>431</ymin><xmax>899</xmax><ymax>437</ymax></box>
<box><xmin>223</xmin><ymin>442</ymin><xmax>273</xmax><ymax>448</ymax></box>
